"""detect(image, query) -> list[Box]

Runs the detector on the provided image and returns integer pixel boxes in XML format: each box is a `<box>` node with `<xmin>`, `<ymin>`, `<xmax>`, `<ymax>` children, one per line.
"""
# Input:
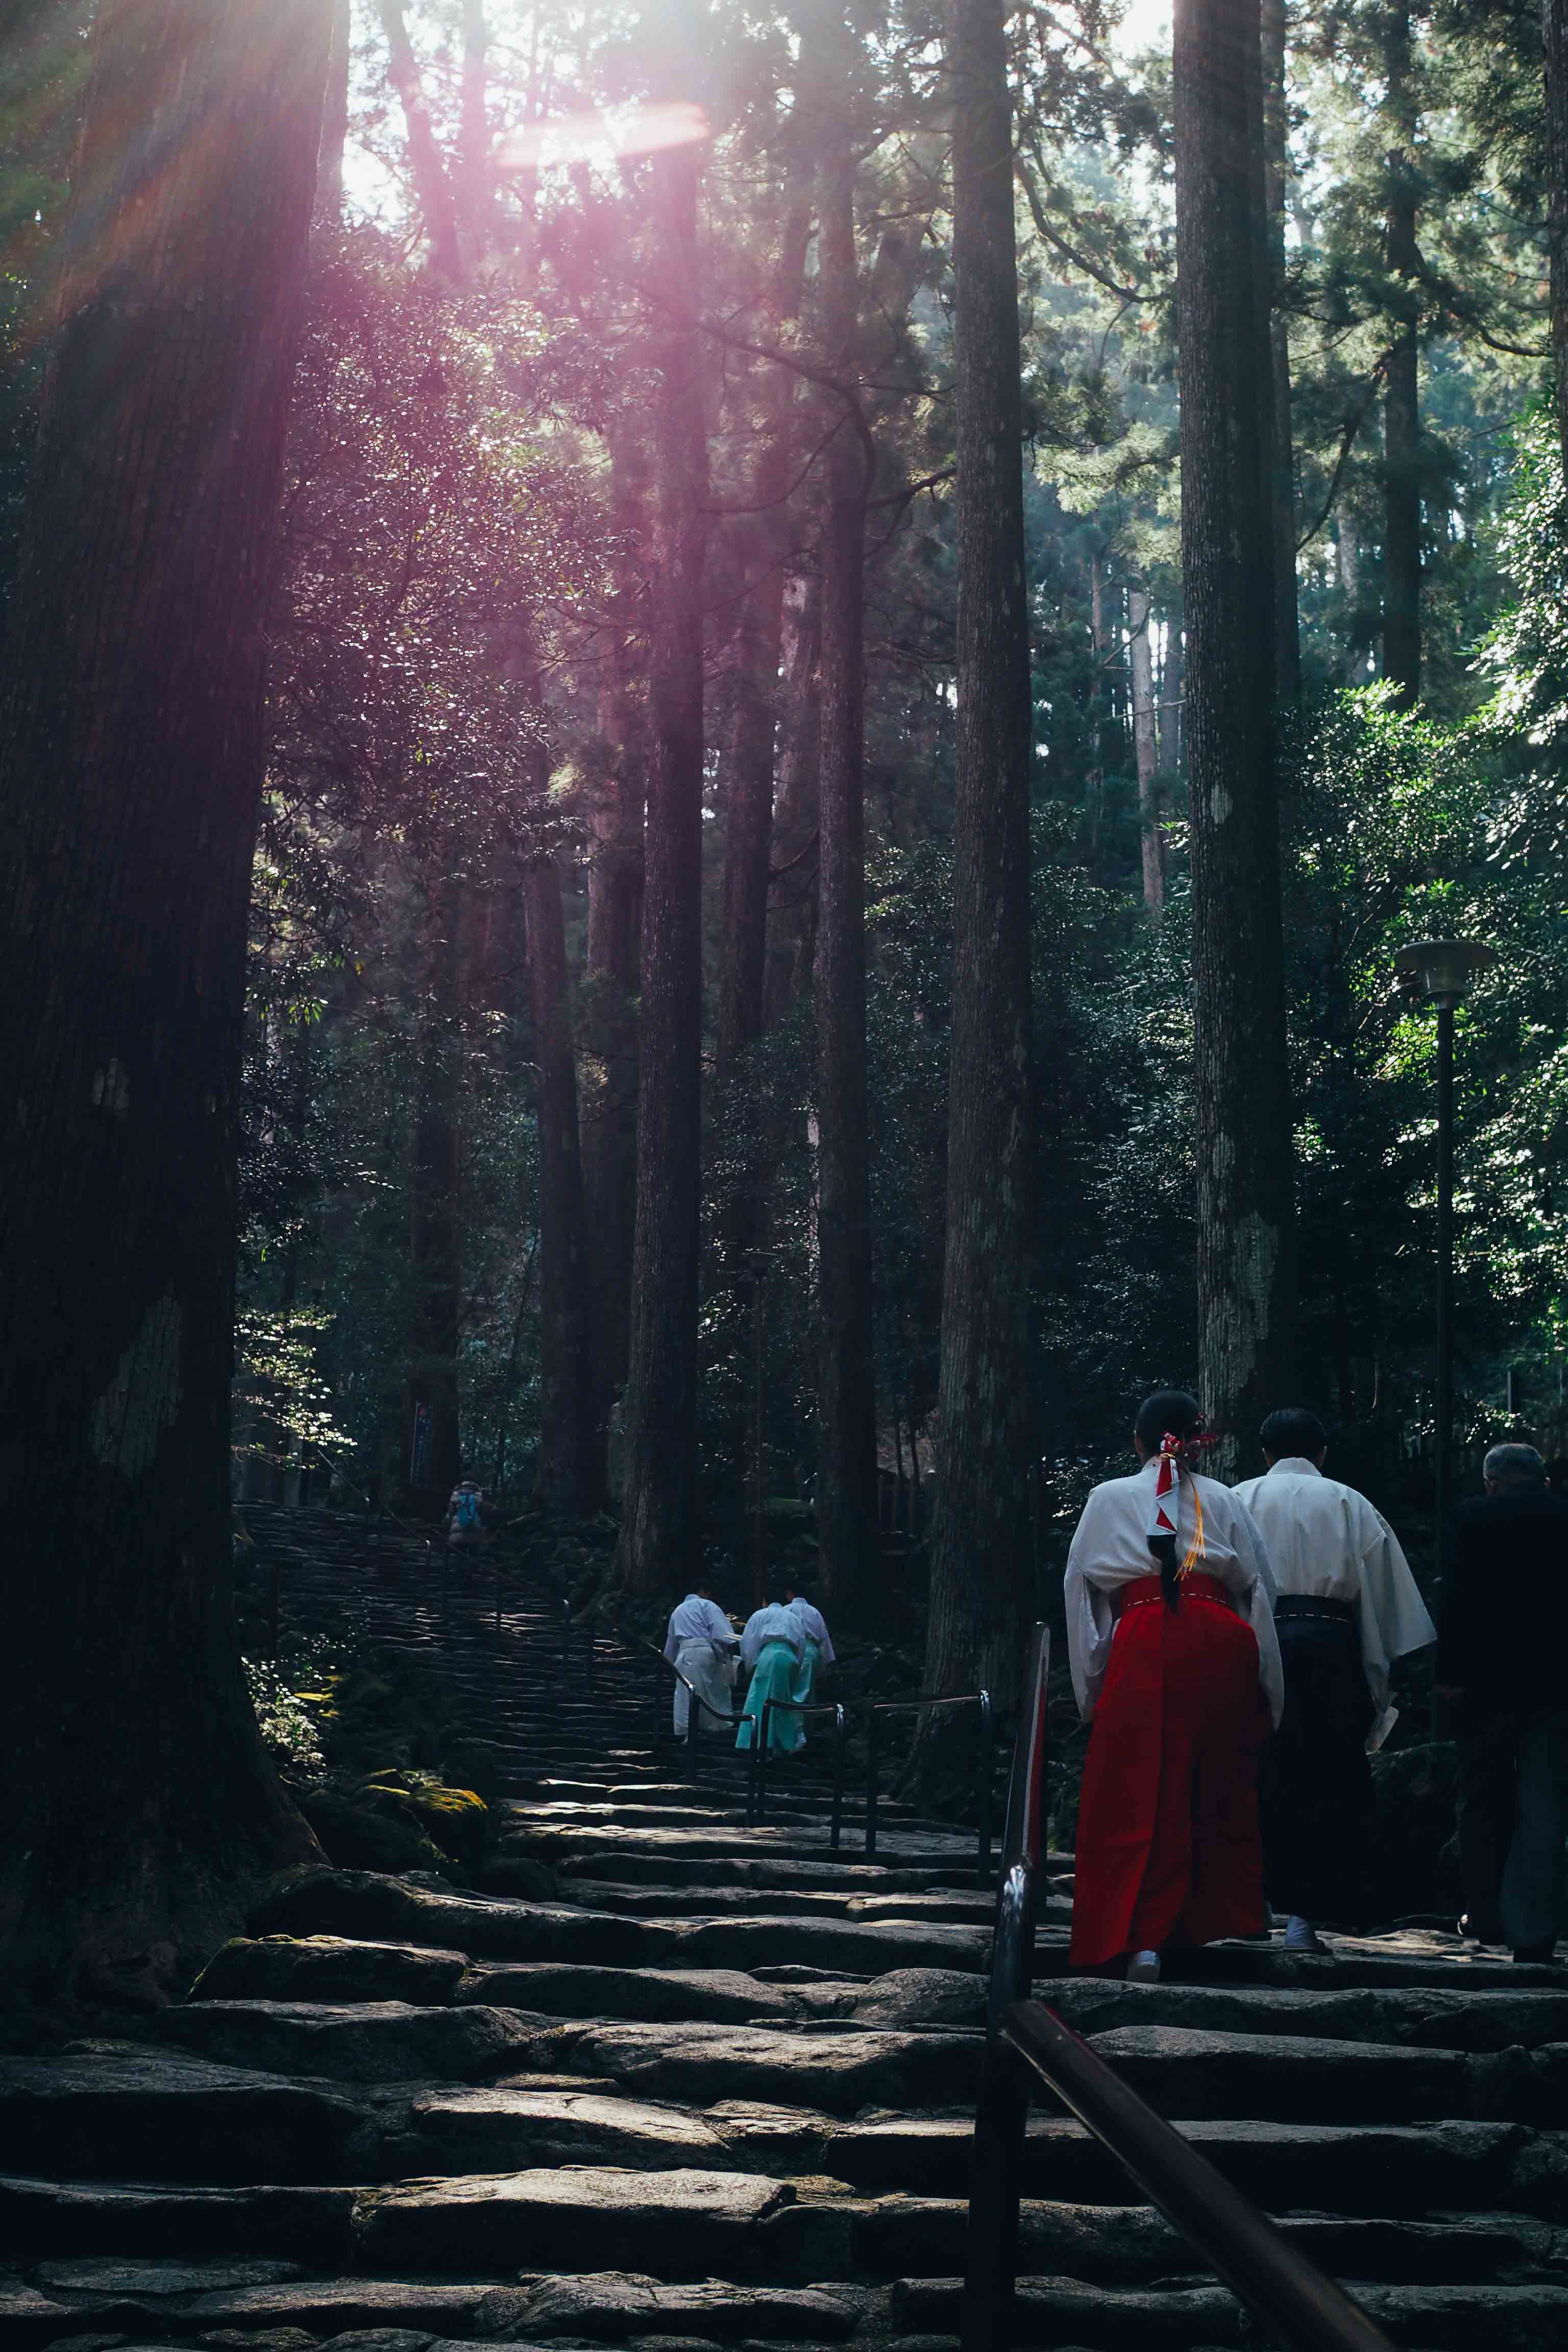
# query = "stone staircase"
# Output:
<box><xmin>4</xmin><ymin>1509</ymin><xmax>1568</xmax><ymax>2349</ymax></box>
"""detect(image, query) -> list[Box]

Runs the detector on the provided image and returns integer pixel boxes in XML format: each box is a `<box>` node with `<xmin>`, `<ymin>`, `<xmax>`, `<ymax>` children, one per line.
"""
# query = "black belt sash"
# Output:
<box><xmin>1273</xmin><ymin>1594</ymin><xmax>1355</xmax><ymax>1627</ymax></box>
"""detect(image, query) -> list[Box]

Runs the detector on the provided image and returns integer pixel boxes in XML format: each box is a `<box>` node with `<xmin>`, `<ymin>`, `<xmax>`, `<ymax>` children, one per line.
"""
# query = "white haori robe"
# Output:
<box><xmin>663</xmin><ymin>1594</ymin><xmax>739</xmax><ymax>1737</ymax></box>
<box><xmin>786</xmin><ymin>1597</ymin><xmax>835</xmax><ymax>1731</ymax></box>
<box><xmin>1065</xmin><ymin>1458</ymin><xmax>1285</xmax><ymax>1727</ymax></box>
<box><xmin>1233</xmin><ymin>1457</ymin><xmax>1435</xmax><ymax>1723</ymax></box>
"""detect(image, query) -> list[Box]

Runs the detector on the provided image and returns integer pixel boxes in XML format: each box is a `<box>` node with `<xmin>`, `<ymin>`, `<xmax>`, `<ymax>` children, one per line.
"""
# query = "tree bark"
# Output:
<box><xmin>1129</xmin><ymin>581</ymin><xmax>1165</xmax><ymax>915</ymax></box>
<box><xmin>764</xmin><ymin>569</ymin><xmax>822</xmax><ymax>1026</ymax></box>
<box><xmin>1260</xmin><ymin>0</ymin><xmax>1300</xmax><ymax>702</ymax></box>
<box><xmin>524</xmin><ymin>851</ymin><xmax>598</xmax><ymax>1514</ymax></box>
<box><xmin>1382</xmin><ymin>1</ymin><xmax>1420</xmax><ymax>705</ymax></box>
<box><xmin>380</xmin><ymin>0</ymin><xmax>465</xmax><ymax>284</ymax></box>
<box><xmin>582</xmin><ymin>413</ymin><xmax>648</xmax><ymax>1428</ymax></box>
<box><xmin>316</xmin><ymin>0</ymin><xmax>352</xmax><ymax>223</ymax></box>
<box><xmin>716</xmin><ymin>188</ymin><xmax>812</xmax><ymax>1079</ymax></box>
<box><xmin>1550</xmin><ymin>0</ymin><xmax>1568</xmax><ymax>485</ymax></box>
<box><xmin>459</xmin><ymin>0</ymin><xmax>493</xmax><ymax>270</ymax></box>
<box><xmin>0</xmin><ymin>0</ymin><xmax>331</xmax><ymax>1977</ymax></box>
<box><xmin>921</xmin><ymin>0</ymin><xmax>1034</xmax><ymax>1717</ymax></box>
<box><xmin>407</xmin><ymin>862</ymin><xmax>464</xmax><ymax>1500</ymax></box>
<box><xmin>1173</xmin><ymin>0</ymin><xmax>1298</xmax><ymax>1476</ymax></box>
<box><xmin>1159</xmin><ymin>606</ymin><xmax>1184</xmax><ymax>779</ymax></box>
<box><xmin>612</xmin><ymin>109</ymin><xmax>709</xmax><ymax>1596</ymax></box>
<box><xmin>813</xmin><ymin>65</ymin><xmax>880</xmax><ymax>1626</ymax></box>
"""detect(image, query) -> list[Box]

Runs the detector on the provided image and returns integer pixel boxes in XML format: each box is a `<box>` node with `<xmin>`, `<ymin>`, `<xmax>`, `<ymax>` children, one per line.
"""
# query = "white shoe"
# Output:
<box><xmin>1285</xmin><ymin>1915</ymin><xmax>1325</xmax><ymax>1953</ymax></box>
<box><xmin>1126</xmin><ymin>1948</ymin><xmax>1162</xmax><ymax>1982</ymax></box>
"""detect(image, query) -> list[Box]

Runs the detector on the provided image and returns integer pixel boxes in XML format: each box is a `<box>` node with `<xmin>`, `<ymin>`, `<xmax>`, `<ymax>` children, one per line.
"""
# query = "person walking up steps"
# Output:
<box><xmin>786</xmin><ymin>1577</ymin><xmax>835</xmax><ymax>1729</ymax></box>
<box><xmin>1236</xmin><ymin>1407</ymin><xmax>1436</xmax><ymax>1952</ymax></box>
<box><xmin>1437</xmin><ymin>1443</ymin><xmax>1568</xmax><ymax>1964</ymax></box>
<box><xmin>736</xmin><ymin>1584</ymin><xmax>806</xmax><ymax>1754</ymax></box>
<box><xmin>1066</xmin><ymin>1388</ymin><xmax>1283</xmax><ymax>1982</ymax></box>
<box><xmin>662</xmin><ymin>1579</ymin><xmax>740</xmax><ymax>1743</ymax></box>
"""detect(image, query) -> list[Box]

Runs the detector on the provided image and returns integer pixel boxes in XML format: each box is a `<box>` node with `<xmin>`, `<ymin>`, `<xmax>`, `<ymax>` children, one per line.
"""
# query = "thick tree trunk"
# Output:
<box><xmin>1260</xmin><ymin>0</ymin><xmax>1299</xmax><ymax>702</ymax></box>
<box><xmin>1159</xmin><ymin>608</ymin><xmax>1184</xmax><ymax>779</ymax></box>
<box><xmin>1382</xmin><ymin>4</ymin><xmax>1420</xmax><ymax>705</ymax></box>
<box><xmin>407</xmin><ymin>865</ymin><xmax>464</xmax><ymax>1500</ymax></box>
<box><xmin>380</xmin><ymin>0</ymin><xmax>465</xmax><ymax>283</ymax></box>
<box><xmin>1129</xmin><ymin>581</ymin><xmax>1165</xmax><ymax>916</ymax></box>
<box><xmin>764</xmin><ymin>570</ymin><xmax>822</xmax><ymax>1026</ymax></box>
<box><xmin>524</xmin><ymin>853</ymin><xmax>598</xmax><ymax>1515</ymax></box>
<box><xmin>459</xmin><ymin>1</ymin><xmax>493</xmax><ymax>269</ymax></box>
<box><xmin>1173</xmin><ymin>0</ymin><xmax>1298</xmax><ymax>1476</ymax></box>
<box><xmin>921</xmin><ymin>0</ymin><xmax>1034</xmax><ymax>1717</ymax></box>
<box><xmin>317</xmin><ymin>0</ymin><xmax>352</xmax><ymax>223</ymax></box>
<box><xmin>612</xmin><ymin>119</ymin><xmax>709</xmax><ymax>1596</ymax></box>
<box><xmin>814</xmin><ymin>99</ymin><xmax>880</xmax><ymax>1626</ymax></box>
<box><xmin>717</xmin><ymin>191</ymin><xmax>812</xmax><ymax>1079</ymax></box>
<box><xmin>582</xmin><ymin>416</ymin><xmax>648</xmax><ymax>1428</ymax></box>
<box><xmin>1550</xmin><ymin>0</ymin><xmax>1568</xmax><ymax>485</ymax></box>
<box><xmin>0</xmin><ymin>0</ymin><xmax>331</xmax><ymax>1977</ymax></box>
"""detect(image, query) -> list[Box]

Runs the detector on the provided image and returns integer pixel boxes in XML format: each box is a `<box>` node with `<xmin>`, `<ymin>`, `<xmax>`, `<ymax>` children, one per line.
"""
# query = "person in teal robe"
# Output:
<box><xmin>736</xmin><ymin>1592</ymin><xmax>806</xmax><ymax>1752</ymax></box>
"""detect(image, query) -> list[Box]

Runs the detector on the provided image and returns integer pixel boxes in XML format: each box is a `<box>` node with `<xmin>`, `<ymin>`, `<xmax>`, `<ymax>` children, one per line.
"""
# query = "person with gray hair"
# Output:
<box><xmin>1436</xmin><ymin>1441</ymin><xmax>1568</xmax><ymax>1962</ymax></box>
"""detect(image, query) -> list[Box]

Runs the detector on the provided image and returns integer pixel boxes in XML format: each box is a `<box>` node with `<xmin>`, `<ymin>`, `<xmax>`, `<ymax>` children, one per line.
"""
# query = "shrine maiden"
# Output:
<box><xmin>662</xmin><ymin>1583</ymin><xmax>740</xmax><ymax>1741</ymax></box>
<box><xmin>736</xmin><ymin>1589</ymin><xmax>806</xmax><ymax>1753</ymax></box>
<box><xmin>1236</xmin><ymin>1407</ymin><xmax>1435</xmax><ymax>1950</ymax></box>
<box><xmin>1067</xmin><ymin>1389</ymin><xmax>1283</xmax><ymax>1980</ymax></box>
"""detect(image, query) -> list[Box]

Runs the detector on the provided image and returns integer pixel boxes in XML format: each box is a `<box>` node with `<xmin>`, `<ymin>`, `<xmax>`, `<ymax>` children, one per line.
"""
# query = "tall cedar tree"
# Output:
<box><xmin>811</xmin><ymin>13</ymin><xmax>881</xmax><ymax>1625</ymax></box>
<box><xmin>614</xmin><ymin>107</ymin><xmax>710</xmax><ymax>1594</ymax></box>
<box><xmin>1173</xmin><ymin>0</ymin><xmax>1298</xmax><ymax>1471</ymax></box>
<box><xmin>1548</xmin><ymin>0</ymin><xmax>1568</xmax><ymax>486</ymax></box>
<box><xmin>922</xmin><ymin>0</ymin><xmax>1034</xmax><ymax>1717</ymax></box>
<box><xmin>407</xmin><ymin>863</ymin><xmax>465</xmax><ymax>1498</ymax></box>
<box><xmin>0</xmin><ymin>0</ymin><xmax>332</xmax><ymax>1972</ymax></box>
<box><xmin>1260</xmin><ymin>0</ymin><xmax>1300</xmax><ymax>701</ymax></box>
<box><xmin>1382</xmin><ymin>0</ymin><xmax>1421</xmax><ymax>704</ymax></box>
<box><xmin>525</xmin><ymin>848</ymin><xmax>599</xmax><ymax>1513</ymax></box>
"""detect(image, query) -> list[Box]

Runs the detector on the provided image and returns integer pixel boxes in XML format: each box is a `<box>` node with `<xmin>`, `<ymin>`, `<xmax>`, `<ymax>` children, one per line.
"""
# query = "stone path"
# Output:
<box><xmin>4</xmin><ymin>1508</ymin><xmax>1568</xmax><ymax>2350</ymax></box>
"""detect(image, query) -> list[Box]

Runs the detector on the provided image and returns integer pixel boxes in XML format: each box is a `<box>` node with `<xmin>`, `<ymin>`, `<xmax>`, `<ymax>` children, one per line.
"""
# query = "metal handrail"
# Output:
<box><xmin>864</xmin><ymin>1690</ymin><xmax>993</xmax><ymax>1882</ymax></box>
<box><xmin>959</xmin><ymin>1620</ymin><xmax>1393</xmax><ymax>2352</ymax></box>
<box><xmin>750</xmin><ymin>1696</ymin><xmax>848</xmax><ymax>1848</ymax></box>
<box><xmin>997</xmin><ymin>2000</ymin><xmax>1391</xmax><ymax>2352</ymax></box>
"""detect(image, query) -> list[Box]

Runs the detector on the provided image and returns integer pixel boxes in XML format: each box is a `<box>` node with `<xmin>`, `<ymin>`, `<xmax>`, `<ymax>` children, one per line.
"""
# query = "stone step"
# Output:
<box><xmin>155</xmin><ymin>2000</ymin><xmax>548</xmax><ymax>2085</ymax></box>
<box><xmin>352</xmin><ymin>2166</ymin><xmax>793</xmax><ymax>2277</ymax></box>
<box><xmin>0</xmin><ymin>2177</ymin><xmax>355</xmax><ymax>2265</ymax></box>
<box><xmin>894</xmin><ymin>2273</ymin><xmax>1568</xmax><ymax>2349</ymax></box>
<box><xmin>0</xmin><ymin>2051</ymin><xmax>378</xmax><ymax>2186</ymax></box>
<box><xmin>250</xmin><ymin>1868</ymin><xmax>992</xmax><ymax>1976</ymax></box>
<box><xmin>1082</xmin><ymin>2023</ymin><xmax>1568</xmax><ymax>2125</ymax></box>
<box><xmin>1038</xmin><ymin>1976</ymin><xmax>1568</xmax><ymax>2054</ymax></box>
<box><xmin>553</xmin><ymin>1881</ymin><xmax>1009</xmax><ymax>1926</ymax></box>
<box><xmin>0</xmin><ymin>2267</ymin><xmax>530</xmax><ymax>2340</ymax></box>
<box><xmin>853</xmin><ymin>2195</ymin><xmax>1568</xmax><ymax>2284</ymax></box>
<box><xmin>488</xmin><ymin>2018</ymin><xmax>984</xmax><ymax>2116</ymax></box>
<box><xmin>189</xmin><ymin>1936</ymin><xmax>471</xmax><ymax>2010</ymax></box>
<box><xmin>553</xmin><ymin>1852</ymin><xmax>988</xmax><ymax>1892</ymax></box>
<box><xmin>463</xmin><ymin>2270</ymin><xmax>867</xmax><ymax>2341</ymax></box>
<box><xmin>819</xmin><ymin>2111</ymin><xmax>1568</xmax><ymax>2215</ymax></box>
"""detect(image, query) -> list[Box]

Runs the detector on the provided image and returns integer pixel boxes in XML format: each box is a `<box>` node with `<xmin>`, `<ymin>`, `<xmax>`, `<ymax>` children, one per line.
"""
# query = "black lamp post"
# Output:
<box><xmin>1394</xmin><ymin>938</ymin><xmax>1493</xmax><ymax>1586</ymax></box>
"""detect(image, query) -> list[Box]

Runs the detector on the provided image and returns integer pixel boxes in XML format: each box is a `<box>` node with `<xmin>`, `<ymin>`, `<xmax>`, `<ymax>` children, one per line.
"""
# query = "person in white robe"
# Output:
<box><xmin>736</xmin><ymin>1591</ymin><xmax>806</xmax><ymax>1752</ymax></box>
<box><xmin>1235</xmin><ymin>1406</ymin><xmax>1436</xmax><ymax>1950</ymax></box>
<box><xmin>662</xmin><ymin>1583</ymin><xmax>740</xmax><ymax>1741</ymax></box>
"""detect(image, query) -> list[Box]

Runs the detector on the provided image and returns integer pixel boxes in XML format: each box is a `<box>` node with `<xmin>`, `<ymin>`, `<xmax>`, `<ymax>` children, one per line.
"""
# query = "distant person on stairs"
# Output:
<box><xmin>1236</xmin><ymin>1408</ymin><xmax>1436</xmax><ymax>1953</ymax></box>
<box><xmin>1066</xmin><ymin>1389</ymin><xmax>1283</xmax><ymax>1983</ymax></box>
<box><xmin>662</xmin><ymin>1580</ymin><xmax>740</xmax><ymax>1743</ymax></box>
<box><xmin>786</xmin><ymin>1578</ymin><xmax>836</xmax><ymax>1729</ymax></box>
<box><xmin>736</xmin><ymin>1584</ymin><xmax>806</xmax><ymax>1754</ymax></box>
<box><xmin>1436</xmin><ymin>1443</ymin><xmax>1568</xmax><ymax>1964</ymax></box>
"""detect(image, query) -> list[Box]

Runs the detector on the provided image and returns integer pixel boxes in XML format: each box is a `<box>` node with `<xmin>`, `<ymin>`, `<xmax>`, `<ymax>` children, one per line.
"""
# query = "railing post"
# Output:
<box><xmin>977</xmin><ymin>1689</ymin><xmax>993</xmax><ymax>1887</ymax></box>
<box><xmin>495</xmin><ymin>1560</ymin><xmax>503</xmax><ymax>1647</ymax></box>
<box><xmin>831</xmin><ymin>1704</ymin><xmax>846</xmax><ymax>1851</ymax></box>
<box><xmin>866</xmin><ymin>1708</ymin><xmax>879</xmax><ymax>1858</ymax></box>
<box><xmin>267</xmin><ymin>1555</ymin><xmax>281</xmax><ymax>1663</ymax></box>
<box><xmin>561</xmin><ymin>1597</ymin><xmax>572</xmax><ymax>1689</ymax></box>
<box><xmin>691</xmin><ymin>1680</ymin><xmax>703</xmax><ymax>1771</ymax></box>
<box><xmin>757</xmin><ymin>1701</ymin><xmax>772</xmax><ymax>1821</ymax></box>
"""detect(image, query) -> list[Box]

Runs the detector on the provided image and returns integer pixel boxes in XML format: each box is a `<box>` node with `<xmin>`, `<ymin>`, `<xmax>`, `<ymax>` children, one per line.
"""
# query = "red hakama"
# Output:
<box><xmin>1071</xmin><ymin>1572</ymin><xmax>1269</xmax><ymax>1969</ymax></box>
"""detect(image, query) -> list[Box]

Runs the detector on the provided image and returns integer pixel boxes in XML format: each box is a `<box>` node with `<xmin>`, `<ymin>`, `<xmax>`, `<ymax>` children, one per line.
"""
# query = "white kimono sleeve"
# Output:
<box><xmin>1063</xmin><ymin>1495</ymin><xmax>1118</xmax><ymax>1721</ymax></box>
<box><xmin>1229</xmin><ymin>1497</ymin><xmax>1286</xmax><ymax>1729</ymax></box>
<box><xmin>1356</xmin><ymin>1509</ymin><xmax>1436</xmax><ymax>1713</ymax></box>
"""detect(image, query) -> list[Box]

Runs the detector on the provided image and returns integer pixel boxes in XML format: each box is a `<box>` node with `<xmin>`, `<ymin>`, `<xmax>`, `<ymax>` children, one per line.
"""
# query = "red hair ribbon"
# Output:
<box><xmin>1148</xmin><ymin>1424</ymin><xmax>1219</xmax><ymax>1548</ymax></box>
